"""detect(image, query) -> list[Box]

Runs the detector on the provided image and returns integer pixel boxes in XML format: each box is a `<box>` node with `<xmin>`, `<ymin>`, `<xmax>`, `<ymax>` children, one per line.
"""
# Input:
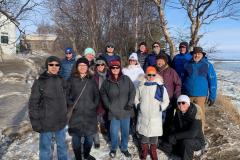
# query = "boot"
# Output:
<box><xmin>150</xmin><ymin>144</ymin><xmax>158</xmax><ymax>160</ymax></box>
<box><xmin>84</xmin><ymin>146</ymin><xmax>96</xmax><ymax>160</ymax></box>
<box><xmin>141</xmin><ymin>144</ymin><xmax>149</xmax><ymax>160</ymax></box>
<box><xmin>73</xmin><ymin>148</ymin><xmax>84</xmax><ymax>160</ymax></box>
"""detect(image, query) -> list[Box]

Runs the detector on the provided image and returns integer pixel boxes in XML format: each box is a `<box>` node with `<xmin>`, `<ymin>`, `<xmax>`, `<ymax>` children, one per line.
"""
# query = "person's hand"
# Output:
<box><xmin>124</xmin><ymin>104</ymin><xmax>133</xmax><ymax>110</ymax></box>
<box><xmin>207</xmin><ymin>99</ymin><xmax>215</xmax><ymax>106</ymax></box>
<box><xmin>168</xmin><ymin>135</ymin><xmax>177</xmax><ymax>145</ymax></box>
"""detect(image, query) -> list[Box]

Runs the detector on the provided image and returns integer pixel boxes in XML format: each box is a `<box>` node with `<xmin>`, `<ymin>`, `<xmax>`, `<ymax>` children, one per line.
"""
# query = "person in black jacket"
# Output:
<box><xmin>28</xmin><ymin>56</ymin><xmax>68</xmax><ymax>160</ymax></box>
<box><xmin>67</xmin><ymin>57</ymin><xmax>100</xmax><ymax>160</ymax></box>
<box><xmin>159</xmin><ymin>95</ymin><xmax>205</xmax><ymax>160</ymax></box>
<box><xmin>100</xmin><ymin>59</ymin><xmax>136</xmax><ymax>158</ymax></box>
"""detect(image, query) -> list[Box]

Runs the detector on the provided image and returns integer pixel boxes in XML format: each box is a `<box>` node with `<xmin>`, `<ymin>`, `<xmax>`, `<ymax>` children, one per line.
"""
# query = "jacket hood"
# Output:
<box><xmin>138</xmin><ymin>74</ymin><xmax>164</xmax><ymax>86</ymax></box>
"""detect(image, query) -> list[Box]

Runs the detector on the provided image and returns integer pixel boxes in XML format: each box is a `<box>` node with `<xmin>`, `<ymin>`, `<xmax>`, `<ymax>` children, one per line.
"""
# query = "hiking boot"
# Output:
<box><xmin>121</xmin><ymin>150</ymin><xmax>132</xmax><ymax>158</ymax></box>
<box><xmin>94</xmin><ymin>143</ymin><xmax>100</xmax><ymax>149</ymax></box>
<box><xmin>86</xmin><ymin>155</ymin><xmax>96</xmax><ymax>160</ymax></box>
<box><xmin>109</xmin><ymin>150</ymin><xmax>116</xmax><ymax>158</ymax></box>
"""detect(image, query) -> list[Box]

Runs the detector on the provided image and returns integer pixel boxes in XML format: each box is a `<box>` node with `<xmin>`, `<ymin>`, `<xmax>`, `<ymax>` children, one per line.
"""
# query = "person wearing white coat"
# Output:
<box><xmin>135</xmin><ymin>66</ymin><xmax>169</xmax><ymax>160</ymax></box>
<box><xmin>122</xmin><ymin>52</ymin><xmax>144</xmax><ymax>88</ymax></box>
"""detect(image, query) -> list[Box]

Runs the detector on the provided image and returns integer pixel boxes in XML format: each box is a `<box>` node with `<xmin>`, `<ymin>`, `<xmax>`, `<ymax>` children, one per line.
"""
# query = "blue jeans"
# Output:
<box><xmin>39</xmin><ymin>128</ymin><xmax>68</xmax><ymax>160</ymax></box>
<box><xmin>110</xmin><ymin>118</ymin><xmax>130</xmax><ymax>151</ymax></box>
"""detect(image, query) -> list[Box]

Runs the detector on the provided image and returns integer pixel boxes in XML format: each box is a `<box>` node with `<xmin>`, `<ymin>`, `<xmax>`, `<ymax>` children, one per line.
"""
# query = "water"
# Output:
<box><xmin>215</xmin><ymin>62</ymin><xmax>240</xmax><ymax>72</ymax></box>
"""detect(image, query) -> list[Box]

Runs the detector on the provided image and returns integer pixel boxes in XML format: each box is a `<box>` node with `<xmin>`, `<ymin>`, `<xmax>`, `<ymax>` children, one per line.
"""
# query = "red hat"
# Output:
<box><xmin>109</xmin><ymin>60</ymin><xmax>121</xmax><ymax>67</ymax></box>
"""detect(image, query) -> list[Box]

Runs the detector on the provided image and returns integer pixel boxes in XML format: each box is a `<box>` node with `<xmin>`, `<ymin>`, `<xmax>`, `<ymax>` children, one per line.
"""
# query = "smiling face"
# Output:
<box><xmin>193</xmin><ymin>52</ymin><xmax>203</xmax><ymax>62</ymax></box>
<box><xmin>156</xmin><ymin>59</ymin><xmax>166</xmax><ymax>68</ymax></box>
<box><xmin>96</xmin><ymin>63</ymin><xmax>106</xmax><ymax>72</ymax></box>
<box><xmin>179</xmin><ymin>46</ymin><xmax>187</xmax><ymax>54</ymax></box>
<box><xmin>139</xmin><ymin>45</ymin><xmax>146</xmax><ymax>52</ymax></box>
<box><xmin>77</xmin><ymin>63</ymin><xmax>88</xmax><ymax>75</ymax></box>
<box><xmin>153</xmin><ymin>44</ymin><xmax>161</xmax><ymax>54</ymax></box>
<box><xmin>178</xmin><ymin>101</ymin><xmax>190</xmax><ymax>113</ymax></box>
<box><xmin>129</xmin><ymin>59</ymin><xmax>137</xmax><ymax>65</ymax></box>
<box><xmin>85</xmin><ymin>54</ymin><xmax>95</xmax><ymax>62</ymax></box>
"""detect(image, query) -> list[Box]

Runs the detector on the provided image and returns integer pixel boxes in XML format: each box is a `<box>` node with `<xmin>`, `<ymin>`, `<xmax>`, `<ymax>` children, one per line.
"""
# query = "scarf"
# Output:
<box><xmin>97</xmin><ymin>71</ymin><xmax>107</xmax><ymax>88</ymax></box>
<box><xmin>144</xmin><ymin>81</ymin><xmax>164</xmax><ymax>102</ymax></box>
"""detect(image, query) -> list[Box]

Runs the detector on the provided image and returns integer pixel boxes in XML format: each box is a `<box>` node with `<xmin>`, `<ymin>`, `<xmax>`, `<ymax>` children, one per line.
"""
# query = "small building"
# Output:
<box><xmin>0</xmin><ymin>13</ymin><xmax>19</xmax><ymax>55</ymax></box>
<box><xmin>24</xmin><ymin>34</ymin><xmax>57</xmax><ymax>54</ymax></box>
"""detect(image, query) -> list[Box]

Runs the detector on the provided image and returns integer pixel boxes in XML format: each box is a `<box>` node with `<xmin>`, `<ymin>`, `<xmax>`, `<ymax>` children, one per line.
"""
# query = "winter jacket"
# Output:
<box><xmin>137</xmin><ymin>50</ymin><xmax>148</xmax><ymax>68</ymax></box>
<box><xmin>135</xmin><ymin>75</ymin><xmax>170</xmax><ymax>137</ymax></box>
<box><xmin>172</xmin><ymin>52</ymin><xmax>192</xmax><ymax>81</ymax></box>
<box><xmin>182</xmin><ymin>58</ymin><xmax>217</xmax><ymax>101</ymax></box>
<box><xmin>60</xmin><ymin>56</ymin><xmax>76</xmax><ymax>80</ymax></box>
<box><xmin>100</xmin><ymin>75</ymin><xmax>136</xmax><ymax>120</ymax></box>
<box><xmin>100</xmin><ymin>53</ymin><xmax>121</xmax><ymax>66</ymax></box>
<box><xmin>122</xmin><ymin>64</ymin><xmax>144</xmax><ymax>88</ymax></box>
<box><xmin>156</xmin><ymin>65</ymin><xmax>182</xmax><ymax>99</ymax></box>
<box><xmin>67</xmin><ymin>75</ymin><xmax>100</xmax><ymax>136</ymax></box>
<box><xmin>171</xmin><ymin>103</ymin><xmax>205</xmax><ymax>146</ymax></box>
<box><xmin>143</xmin><ymin>51</ymin><xmax>172</xmax><ymax>72</ymax></box>
<box><xmin>28</xmin><ymin>71</ymin><xmax>68</xmax><ymax>133</ymax></box>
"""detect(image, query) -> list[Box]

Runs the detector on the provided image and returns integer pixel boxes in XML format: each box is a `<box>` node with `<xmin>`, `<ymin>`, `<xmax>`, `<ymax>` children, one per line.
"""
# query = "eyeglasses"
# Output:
<box><xmin>147</xmin><ymin>74</ymin><xmax>156</xmax><ymax>77</ymax></box>
<box><xmin>96</xmin><ymin>64</ymin><xmax>105</xmax><ymax>66</ymax></box>
<box><xmin>178</xmin><ymin>102</ymin><xmax>186</xmax><ymax>105</ymax></box>
<box><xmin>110</xmin><ymin>66</ymin><xmax>120</xmax><ymax>70</ymax></box>
<box><xmin>153</xmin><ymin>45</ymin><xmax>160</xmax><ymax>48</ymax></box>
<box><xmin>65</xmin><ymin>52</ymin><xmax>72</xmax><ymax>54</ymax></box>
<box><xmin>78</xmin><ymin>64</ymin><xmax>88</xmax><ymax>67</ymax></box>
<box><xmin>48</xmin><ymin>63</ymin><xmax>60</xmax><ymax>67</ymax></box>
<box><xmin>107</xmin><ymin>46</ymin><xmax>114</xmax><ymax>48</ymax></box>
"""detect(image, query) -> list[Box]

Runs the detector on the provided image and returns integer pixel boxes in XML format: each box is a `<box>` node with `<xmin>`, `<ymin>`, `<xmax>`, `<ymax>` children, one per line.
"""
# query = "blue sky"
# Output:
<box><xmin>21</xmin><ymin>3</ymin><xmax>240</xmax><ymax>55</ymax></box>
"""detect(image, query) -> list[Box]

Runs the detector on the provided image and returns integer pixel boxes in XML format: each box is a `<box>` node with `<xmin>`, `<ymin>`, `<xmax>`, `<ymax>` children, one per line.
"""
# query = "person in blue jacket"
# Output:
<box><xmin>143</xmin><ymin>42</ymin><xmax>171</xmax><ymax>72</ymax></box>
<box><xmin>182</xmin><ymin>47</ymin><xmax>217</xmax><ymax>131</ymax></box>
<box><xmin>60</xmin><ymin>47</ymin><xmax>76</xmax><ymax>80</ymax></box>
<box><xmin>172</xmin><ymin>42</ymin><xmax>192</xmax><ymax>81</ymax></box>
<box><xmin>100</xmin><ymin>42</ymin><xmax>121</xmax><ymax>66</ymax></box>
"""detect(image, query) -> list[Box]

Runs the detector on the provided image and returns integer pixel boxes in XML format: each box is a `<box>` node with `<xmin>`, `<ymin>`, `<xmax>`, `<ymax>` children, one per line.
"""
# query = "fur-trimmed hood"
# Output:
<box><xmin>137</xmin><ymin>74</ymin><xmax>164</xmax><ymax>86</ymax></box>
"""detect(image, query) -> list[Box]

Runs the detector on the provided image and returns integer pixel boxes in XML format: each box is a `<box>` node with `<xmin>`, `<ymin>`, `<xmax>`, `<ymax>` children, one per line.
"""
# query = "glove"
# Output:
<box><xmin>124</xmin><ymin>104</ymin><xmax>133</xmax><ymax>111</ymax></box>
<box><xmin>168</xmin><ymin>135</ymin><xmax>177</xmax><ymax>145</ymax></box>
<box><xmin>207</xmin><ymin>99</ymin><xmax>215</xmax><ymax>106</ymax></box>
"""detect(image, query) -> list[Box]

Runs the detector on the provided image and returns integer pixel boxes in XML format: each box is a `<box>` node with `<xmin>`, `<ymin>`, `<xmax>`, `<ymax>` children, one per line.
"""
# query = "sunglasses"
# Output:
<box><xmin>65</xmin><ymin>52</ymin><xmax>72</xmax><ymax>54</ymax></box>
<box><xmin>110</xmin><ymin>66</ymin><xmax>120</xmax><ymax>70</ymax></box>
<box><xmin>178</xmin><ymin>102</ymin><xmax>186</xmax><ymax>105</ymax></box>
<box><xmin>48</xmin><ymin>63</ymin><xmax>60</xmax><ymax>67</ymax></box>
<box><xmin>147</xmin><ymin>74</ymin><xmax>156</xmax><ymax>77</ymax></box>
<box><xmin>153</xmin><ymin>45</ymin><xmax>160</xmax><ymax>48</ymax></box>
<box><xmin>96</xmin><ymin>63</ymin><xmax>105</xmax><ymax>66</ymax></box>
<box><xmin>107</xmin><ymin>46</ymin><xmax>114</xmax><ymax>48</ymax></box>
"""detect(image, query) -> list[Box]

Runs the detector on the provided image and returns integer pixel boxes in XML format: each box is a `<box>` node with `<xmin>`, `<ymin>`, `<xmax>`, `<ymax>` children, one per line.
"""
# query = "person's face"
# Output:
<box><xmin>77</xmin><ymin>63</ymin><xmax>88</xmax><ymax>74</ymax></box>
<box><xmin>110</xmin><ymin>66</ymin><xmax>120</xmax><ymax>75</ymax></box>
<box><xmin>106</xmin><ymin>46</ymin><xmax>114</xmax><ymax>53</ymax></box>
<box><xmin>139</xmin><ymin>45</ymin><xmax>146</xmax><ymax>52</ymax></box>
<box><xmin>146</xmin><ymin>73</ymin><xmax>156</xmax><ymax>81</ymax></box>
<box><xmin>96</xmin><ymin>63</ymin><xmax>106</xmax><ymax>72</ymax></box>
<box><xmin>129</xmin><ymin>59</ymin><xmax>137</xmax><ymax>65</ymax></box>
<box><xmin>179</xmin><ymin>46</ymin><xmax>187</xmax><ymax>54</ymax></box>
<box><xmin>178</xmin><ymin>101</ymin><xmax>190</xmax><ymax>113</ymax></box>
<box><xmin>193</xmin><ymin>52</ymin><xmax>203</xmax><ymax>62</ymax></box>
<box><xmin>153</xmin><ymin>44</ymin><xmax>160</xmax><ymax>54</ymax></box>
<box><xmin>47</xmin><ymin>61</ymin><xmax>60</xmax><ymax>75</ymax></box>
<box><xmin>65</xmin><ymin>52</ymin><xmax>73</xmax><ymax>59</ymax></box>
<box><xmin>156</xmin><ymin>59</ymin><xmax>166</xmax><ymax>68</ymax></box>
<box><xmin>85</xmin><ymin>54</ymin><xmax>95</xmax><ymax>62</ymax></box>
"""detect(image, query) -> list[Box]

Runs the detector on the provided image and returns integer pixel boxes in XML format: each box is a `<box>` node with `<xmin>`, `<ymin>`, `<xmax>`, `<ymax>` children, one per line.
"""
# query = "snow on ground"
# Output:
<box><xmin>0</xmin><ymin>54</ymin><xmax>240</xmax><ymax>160</ymax></box>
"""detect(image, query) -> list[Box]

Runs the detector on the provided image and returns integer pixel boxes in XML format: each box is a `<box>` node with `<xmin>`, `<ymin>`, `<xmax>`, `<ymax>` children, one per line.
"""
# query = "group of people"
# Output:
<box><xmin>28</xmin><ymin>41</ymin><xmax>217</xmax><ymax>160</ymax></box>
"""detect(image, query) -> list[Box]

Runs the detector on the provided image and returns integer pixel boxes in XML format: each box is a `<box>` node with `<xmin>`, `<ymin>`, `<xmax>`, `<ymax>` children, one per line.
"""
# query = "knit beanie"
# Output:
<box><xmin>84</xmin><ymin>47</ymin><xmax>96</xmax><ymax>56</ymax></box>
<box><xmin>146</xmin><ymin>66</ymin><xmax>157</xmax><ymax>74</ymax></box>
<box><xmin>45</xmin><ymin>56</ymin><xmax>61</xmax><ymax>69</ymax></box>
<box><xmin>177</xmin><ymin>95</ymin><xmax>191</xmax><ymax>106</ymax></box>
<box><xmin>95</xmin><ymin>56</ymin><xmax>107</xmax><ymax>65</ymax></box>
<box><xmin>129</xmin><ymin>52</ymin><xmax>138</xmax><ymax>61</ymax></box>
<box><xmin>76</xmin><ymin>57</ymin><xmax>89</xmax><ymax>68</ymax></box>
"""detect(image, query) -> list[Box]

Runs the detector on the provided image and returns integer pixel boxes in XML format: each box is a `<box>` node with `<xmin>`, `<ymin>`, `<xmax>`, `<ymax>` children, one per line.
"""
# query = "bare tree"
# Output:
<box><xmin>179</xmin><ymin>0</ymin><xmax>240</xmax><ymax>50</ymax></box>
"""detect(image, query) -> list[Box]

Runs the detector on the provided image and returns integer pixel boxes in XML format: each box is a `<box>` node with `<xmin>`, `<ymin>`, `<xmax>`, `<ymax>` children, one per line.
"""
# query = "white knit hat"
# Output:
<box><xmin>129</xmin><ymin>52</ymin><xmax>138</xmax><ymax>61</ymax></box>
<box><xmin>177</xmin><ymin>95</ymin><xmax>191</xmax><ymax>106</ymax></box>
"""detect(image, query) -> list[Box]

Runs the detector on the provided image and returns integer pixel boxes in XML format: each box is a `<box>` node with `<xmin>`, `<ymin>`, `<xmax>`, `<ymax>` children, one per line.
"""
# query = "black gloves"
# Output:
<box><xmin>124</xmin><ymin>104</ymin><xmax>133</xmax><ymax>110</ymax></box>
<box><xmin>168</xmin><ymin>135</ymin><xmax>177</xmax><ymax>145</ymax></box>
<box><xmin>207</xmin><ymin>99</ymin><xmax>215</xmax><ymax>106</ymax></box>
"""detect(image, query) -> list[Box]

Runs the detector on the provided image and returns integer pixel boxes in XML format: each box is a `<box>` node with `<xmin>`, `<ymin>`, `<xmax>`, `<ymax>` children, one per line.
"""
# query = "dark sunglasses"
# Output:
<box><xmin>65</xmin><ymin>52</ymin><xmax>72</xmax><ymax>54</ymax></box>
<box><xmin>178</xmin><ymin>102</ymin><xmax>186</xmax><ymax>105</ymax></box>
<box><xmin>107</xmin><ymin>46</ymin><xmax>114</xmax><ymax>48</ymax></box>
<box><xmin>147</xmin><ymin>74</ymin><xmax>156</xmax><ymax>77</ymax></box>
<box><xmin>110</xmin><ymin>66</ymin><xmax>120</xmax><ymax>70</ymax></box>
<box><xmin>153</xmin><ymin>45</ymin><xmax>160</xmax><ymax>48</ymax></box>
<box><xmin>48</xmin><ymin>63</ymin><xmax>60</xmax><ymax>67</ymax></box>
<box><xmin>96</xmin><ymin>63</ymin><xmax>105</xmax><ymax>66</ymax></box>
